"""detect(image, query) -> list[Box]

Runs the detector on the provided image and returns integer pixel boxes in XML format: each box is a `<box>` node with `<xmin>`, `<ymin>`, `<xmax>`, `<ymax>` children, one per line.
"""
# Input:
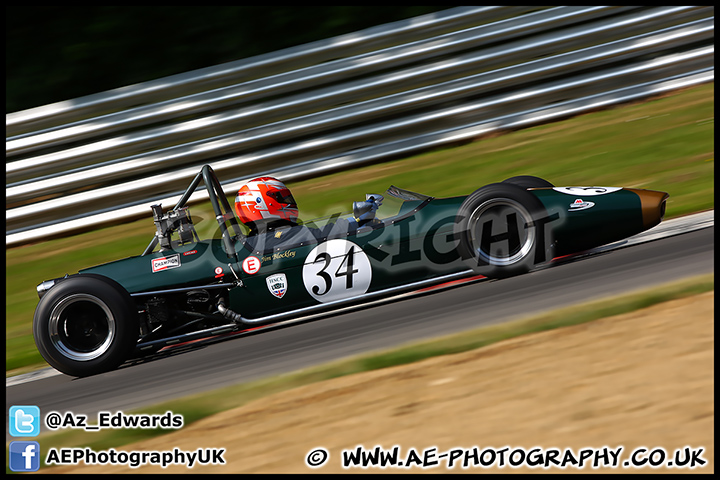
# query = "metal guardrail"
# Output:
<box><xmin>5</xmin><ymin>6</ymin><xmax>714</xmax><ymax>246</ymax></box>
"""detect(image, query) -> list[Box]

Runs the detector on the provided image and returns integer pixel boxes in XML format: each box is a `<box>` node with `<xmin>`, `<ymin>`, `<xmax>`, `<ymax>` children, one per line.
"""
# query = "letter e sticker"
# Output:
<box><xmin>242</xmin><ymin>256</ymin><xmax>262</xmax><ymax>274</ymax></box>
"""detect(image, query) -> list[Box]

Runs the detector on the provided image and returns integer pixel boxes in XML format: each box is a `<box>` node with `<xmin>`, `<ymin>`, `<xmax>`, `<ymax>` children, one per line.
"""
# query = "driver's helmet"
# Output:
<box><xmin>234</xmin><ymin>176</ymin><xmax>298</xmax><ymax>226</ymax></box>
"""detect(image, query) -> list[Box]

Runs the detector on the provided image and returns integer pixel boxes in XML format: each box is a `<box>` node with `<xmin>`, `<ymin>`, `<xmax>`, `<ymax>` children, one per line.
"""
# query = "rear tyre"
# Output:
<box><xmin>33</xmin><ymin>274</ymin><xmax>138</xmax><ymax>377</ymax></box>
<box><xmin>502</xmin><ymin>175</ymin><xmax>554</xmax><ymax>189</ymax></box>
<box><xmin>454</xmin><ymin>183</ymin><xmax>554</xmax><ymax>278</ymax></box>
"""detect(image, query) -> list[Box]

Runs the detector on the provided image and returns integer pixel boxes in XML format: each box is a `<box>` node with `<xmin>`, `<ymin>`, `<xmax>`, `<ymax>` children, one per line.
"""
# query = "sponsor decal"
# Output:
<box><xmin>266</xmin><ymin>273</ymin><xmax>288</xmax><ymax>299</ymax></box>
<box><xmin>183</xmin><ymin>250</ymin><xmax>198</xmax><ymax>256</ymax></box>
<box><xmin>568</xmin><ymin>198</ymin><xmax>595</xmax><ymax>211</ymax></box>
<box><xmin>553</xmin><ymin>186</ymin><xmax>622</xmax><ymax>196</ymax></box>
<box><xmin>242</xmin><ymin>256</ymin><xmax>262</xmax><ymax>275</ymax></box>
<box><xmin>214</xmin><ymin>266</ymin><xmax>224</xmax><ymax>278</ymax></box>
<box><xmin>152</xmin><ymin>254</ymin><xmax>181</xmax><ymax>273</ymax></box>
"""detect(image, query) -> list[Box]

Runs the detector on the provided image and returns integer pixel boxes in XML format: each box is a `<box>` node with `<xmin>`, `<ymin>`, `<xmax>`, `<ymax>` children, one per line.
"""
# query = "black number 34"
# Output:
<box><xmin>311</xmin><ymin>246</ymin><xmax>359</xmax><ymax>296</ymax></box>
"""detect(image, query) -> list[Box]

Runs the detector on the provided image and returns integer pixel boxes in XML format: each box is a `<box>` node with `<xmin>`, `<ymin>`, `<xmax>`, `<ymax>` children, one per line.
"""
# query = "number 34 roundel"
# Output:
<box><xmin>302</xmin><ymin>239</ymin><xmax>372</xmax><ymax>303</ymax></box>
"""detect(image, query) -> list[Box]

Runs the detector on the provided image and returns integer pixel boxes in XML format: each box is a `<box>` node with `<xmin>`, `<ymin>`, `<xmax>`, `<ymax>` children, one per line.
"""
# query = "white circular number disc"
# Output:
<box><xmin>302</xmin><ymin>239</ymin><xmax>372</xmax><ymax>303</ymax></box>
<box><xmin>553</xmin><ymin>186</ymin><xmax>622</xmax><ymax>196</ymax></box>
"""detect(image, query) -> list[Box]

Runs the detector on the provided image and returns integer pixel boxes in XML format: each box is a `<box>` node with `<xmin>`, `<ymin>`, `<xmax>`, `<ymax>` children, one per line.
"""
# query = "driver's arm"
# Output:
<box><xmin>352</xmin><ymin>194</ymin><xmax>384</xmax><ymax>227</ymax></box>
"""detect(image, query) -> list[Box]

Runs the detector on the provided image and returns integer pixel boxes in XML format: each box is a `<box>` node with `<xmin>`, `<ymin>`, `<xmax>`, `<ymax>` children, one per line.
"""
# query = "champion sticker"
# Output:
<box><xmin>242</xmin><ymin>256</ymin><xmax>262</xmax><ymax>274</ymax></box>
<box><xmin>266</xmin><ymin>273</ymin><xmax>288</xmax><ymax>299</ymax></box>
<box><xmin>568</xmin><ymin>198</ymin><xmax>595</xmax><ymax>211</ymax></box>
<box><xmin>152</xmin><ymin>254</ymin><xmax>181</xmax><ymax>273</ymax></box>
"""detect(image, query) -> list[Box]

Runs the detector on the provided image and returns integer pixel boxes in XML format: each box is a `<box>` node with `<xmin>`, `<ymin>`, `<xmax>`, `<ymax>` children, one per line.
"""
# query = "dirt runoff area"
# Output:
<box><xmin>49</xmin><ymin>291</ymin><xmax>713</xmax><ymax>474</ymax></box>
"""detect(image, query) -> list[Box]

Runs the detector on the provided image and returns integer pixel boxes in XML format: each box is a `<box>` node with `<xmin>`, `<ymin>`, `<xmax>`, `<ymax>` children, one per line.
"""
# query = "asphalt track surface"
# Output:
<box><xmin>6</xmin><ymin>224</ymin><xmax>713</xmax><ymax>439</ymax></box>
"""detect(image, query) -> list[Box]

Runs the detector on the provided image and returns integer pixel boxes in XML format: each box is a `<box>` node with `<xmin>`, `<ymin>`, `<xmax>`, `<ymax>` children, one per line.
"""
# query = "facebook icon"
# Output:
<box><xmin>9</xmin><ymin>441</ymin><xmax>41</xmax><ymax>472</ymax></box>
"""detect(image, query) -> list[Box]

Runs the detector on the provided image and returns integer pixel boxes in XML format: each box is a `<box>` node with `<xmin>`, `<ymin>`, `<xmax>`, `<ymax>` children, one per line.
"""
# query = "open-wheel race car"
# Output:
<box><xmin>33</xmin><ymin>165</ymin><xmax>668</xmax><ymax>376</ymax></box>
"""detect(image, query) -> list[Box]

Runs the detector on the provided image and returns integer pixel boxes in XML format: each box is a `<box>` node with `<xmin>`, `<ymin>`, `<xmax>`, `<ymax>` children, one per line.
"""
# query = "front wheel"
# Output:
<box><xmin>33</xmin><ymin>274</ymin><xmax>139</xmax><ymax>377</ymax></box>
<box><xmin>454</xmin><ymin>183</ymin><xmax>555</xmax><ymax>278</ymax></box>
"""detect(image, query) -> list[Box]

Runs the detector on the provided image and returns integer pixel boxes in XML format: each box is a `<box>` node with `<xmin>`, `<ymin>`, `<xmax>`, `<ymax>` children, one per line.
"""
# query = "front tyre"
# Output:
<box><xmin>33</xmin><ymin>274</ymin><xmax>138</xmax><ymax>377</ymax></box>
<box><xmin>454</xmin><ymin>183</ymin><xmax>554</xmax><ymax>278</ymax></box>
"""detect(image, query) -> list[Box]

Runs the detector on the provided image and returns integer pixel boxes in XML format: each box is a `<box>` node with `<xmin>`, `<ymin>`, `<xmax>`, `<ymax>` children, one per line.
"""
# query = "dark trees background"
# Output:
<box><xmin>6</xmin><ymin>6</ymin><xmax>449</xmax><ymax>113</ymax></box>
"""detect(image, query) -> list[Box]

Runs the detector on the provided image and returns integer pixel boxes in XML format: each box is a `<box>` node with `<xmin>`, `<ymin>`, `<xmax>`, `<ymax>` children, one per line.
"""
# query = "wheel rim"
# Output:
<box><xmin>48</xmin><ymin>294</ymin><xmax>116</xmax><ymax>361</ymax></box>
<box><xmin>467</xmin><ymin>198</ymin><xmax>536</xmax><ymax>266</ymax></box>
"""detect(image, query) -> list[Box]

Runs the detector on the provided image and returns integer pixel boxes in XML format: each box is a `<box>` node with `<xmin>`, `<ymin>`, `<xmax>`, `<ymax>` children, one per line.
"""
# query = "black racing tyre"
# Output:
<box><xmin>33</xmin><ymin>274</ymin><xmax>139</xmax><ymax>377</ymax></box>
<box><xmin>454</xmin><ymin>183</ymin><xmax>554</xmax><ymax>278</ymax></box>
<box><xmin>502</xmin><ymin>175</ymin><xmax>554</xmax><ymax>189</ymax></box>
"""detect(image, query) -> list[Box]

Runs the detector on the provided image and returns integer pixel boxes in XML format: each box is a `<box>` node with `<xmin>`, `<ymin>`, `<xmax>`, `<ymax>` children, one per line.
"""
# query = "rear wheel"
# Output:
<box><xmin>454</xmin><ymin>183</ymin><xmax>554</xmax><ymax>278</ymax></box>
<box><xmin>33</xmin><ymin>274</ymin><xmax>138</xmax><ymax>377</ymax></box>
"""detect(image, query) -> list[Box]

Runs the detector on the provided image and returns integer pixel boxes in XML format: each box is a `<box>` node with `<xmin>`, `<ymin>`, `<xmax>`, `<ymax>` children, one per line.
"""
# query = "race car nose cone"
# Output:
<box><xmin>627</xmin><ymin>188</ymin><xmax>670</xmax><ymax>230</ymax></box>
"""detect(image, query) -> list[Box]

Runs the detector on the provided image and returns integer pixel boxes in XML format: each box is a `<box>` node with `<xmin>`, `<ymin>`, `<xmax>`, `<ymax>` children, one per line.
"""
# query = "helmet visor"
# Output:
<box><xmin>267</xmin><ymin>189</ymin><xmax>296</xmax><ymax>206</ymax></box>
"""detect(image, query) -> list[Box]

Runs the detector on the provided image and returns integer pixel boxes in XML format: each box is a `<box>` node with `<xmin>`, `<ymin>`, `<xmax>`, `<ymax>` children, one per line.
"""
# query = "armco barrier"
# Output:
<box><xmin>5</xmin><ymin>6</ymin><xmax>714</xmax><ymax>246</ymax></box>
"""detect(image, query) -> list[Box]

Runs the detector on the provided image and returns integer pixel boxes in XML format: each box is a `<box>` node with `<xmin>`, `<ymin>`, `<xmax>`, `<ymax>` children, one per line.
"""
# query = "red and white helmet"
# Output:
<box><xmin>234</xmin><ymin>176</ymin><xmax>298</xmax><ymax>226</ymax></box>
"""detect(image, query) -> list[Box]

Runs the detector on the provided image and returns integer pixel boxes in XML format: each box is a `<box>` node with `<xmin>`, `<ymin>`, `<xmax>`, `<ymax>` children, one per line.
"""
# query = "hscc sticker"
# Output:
<box><xmin>152</xmin><ymin>254</ymin><xmax>181</xmax><ymax>273</ymax></box>
<box><xmin>266</xmin><ymin>273</ymin><xmax>288</xmax><ymax>299</ymax></box>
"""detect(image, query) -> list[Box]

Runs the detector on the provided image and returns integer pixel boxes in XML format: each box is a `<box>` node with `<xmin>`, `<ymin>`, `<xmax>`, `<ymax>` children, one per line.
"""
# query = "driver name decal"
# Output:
<box><xmin>303</xmin><ymin>239</ymin><xmax>372</xmax><ymax>303</ymax></box>
<box><xmin>152</xmin><ymin>254</ymin><xmax>181</xmax><ymax>273</ymax></box>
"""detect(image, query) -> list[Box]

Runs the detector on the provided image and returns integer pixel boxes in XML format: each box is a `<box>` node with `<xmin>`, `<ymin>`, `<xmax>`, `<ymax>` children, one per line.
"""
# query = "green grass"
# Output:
<box><xmin>18</xmin><ymin>273</ymin><xmax>714</xmax><ymax>466</ymax></box>
<box><xmin>5</xmin><ymin>82</ymin><xmax>714</xmax><ymax>374</ymax></box>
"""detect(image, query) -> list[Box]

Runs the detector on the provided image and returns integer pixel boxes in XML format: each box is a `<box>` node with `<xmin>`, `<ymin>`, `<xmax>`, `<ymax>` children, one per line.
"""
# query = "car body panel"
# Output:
<box><xmin>79</xmin><ymin>186</ymin><xmax>664</xmax><ymax>318</ymax></box>
<box><xmin>532</xmin><ymin>187</ymin><xmax>646</xmax><ymax>255</ymax></box>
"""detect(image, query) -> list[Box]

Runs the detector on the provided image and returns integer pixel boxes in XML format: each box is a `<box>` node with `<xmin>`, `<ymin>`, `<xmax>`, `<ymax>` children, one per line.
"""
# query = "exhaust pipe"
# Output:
<box><xmin>627</xmin><ymin>189</ymin><xmax>669</xmax><ymax>230</ymax></box>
